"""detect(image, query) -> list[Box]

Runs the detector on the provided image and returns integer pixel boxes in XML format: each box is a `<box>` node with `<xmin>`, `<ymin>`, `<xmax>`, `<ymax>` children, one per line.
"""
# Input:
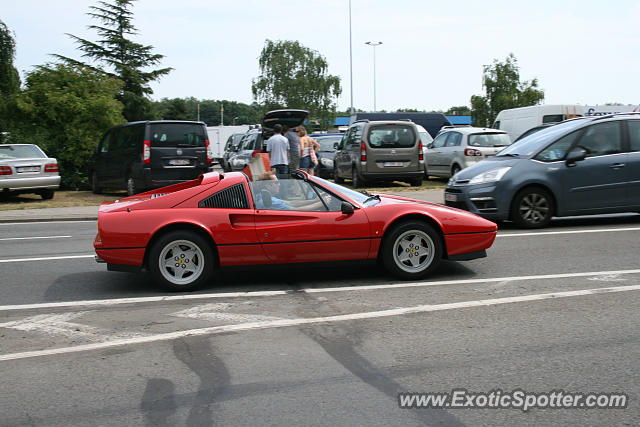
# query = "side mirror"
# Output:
<box><xmin>426</xmin><ymin>142</ymin><xmax>434</xmax><ymax>149</ymax></box>
<box><xmin>334</xmin><ymin>142</ymin><xmax>339</xmax><ymax>150</ymax></box>
<box><xmin>341</xmin><ymin>201</ymin><xmax>355</xmax><ymax>215</ymax></box>
<box><xmin>565</xmin><ymin>147</ymin><xmax>587</xmax><ymax>166</ymax></box>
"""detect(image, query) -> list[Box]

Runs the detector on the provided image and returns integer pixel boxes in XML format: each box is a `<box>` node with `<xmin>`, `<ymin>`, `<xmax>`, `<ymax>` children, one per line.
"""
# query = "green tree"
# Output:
<box><xmin>54</xmin><ymin>0</ymin><xmax>171</xmax><ymax>121</ymax></box>
<box><xmin>8</xmin><ymin>64</ymin><xmax>124</xmax><ymax>188</ymax></box>
<box><xmin>445</xmin><ymin>106</ymin><xmax>471</xmax><ymax>116</ymax></box>
<box><xmin>471</xmin><ymin>53</ymin><xmax>544</xmax><ymax>127</ymax></box>
<box><xmin>252</xmin><ymin>39</ymin><xmax>342</xmax><ymax>130</ymax></box>
<box><xmin>0</xmin><ymin>20</ymin><xmax>21</xmax><ymax>132</ymax></box>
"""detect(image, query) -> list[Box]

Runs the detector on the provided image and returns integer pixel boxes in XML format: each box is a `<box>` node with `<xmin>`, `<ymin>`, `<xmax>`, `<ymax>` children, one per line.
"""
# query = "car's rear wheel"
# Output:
<box><xmin>126</xmin><ymin>176</ymin><xmax>137</xmax><ymax>196</ymax></box>
<box><xmin>39</xmin><ymin>189</ymin><xmax>54</xmax><ymax>200</ymax></box>
<box><xmin>451</xmin><ymin>164</ymin><xmax>461</xmax><ymax>177</ymax></box>
<box><xmin>91</xmin><ymin>172</ymin><xmax>102</xmax><ymax>194</ymax></box>
<box><xmin>382</xmin><ymin>221</ymin><xmax>442</xmax><ymax>280</ymax></box>
<box><xmin>149</xmin><ymin>230</ymin><xmax>214</xmax><ymax>291</ymax></box>
<box><xmin>410</xmin><ymin>177</ymin><xmax>423</xmax><ymax>187</ymax></box>
<box><xmin>352</xmin><ymin>168</ymin><xmax>363</xmax><ymax>188</ymax></box>
<box><xmin>334</xmin><ymin>165</ymin><xmax>344</xmax><ymax>183</ymax></box>
<box><xmin>511</xmin><ymin>187</ymin><xmax>554</xmax><ymax>228</ymax></box>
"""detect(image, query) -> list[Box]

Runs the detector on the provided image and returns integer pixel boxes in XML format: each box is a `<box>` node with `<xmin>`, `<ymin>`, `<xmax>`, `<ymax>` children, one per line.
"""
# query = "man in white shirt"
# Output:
<box><xmin>265</xmin><ymin>124</ymin><xmax>290</xmax><ymax>179</ymax></box>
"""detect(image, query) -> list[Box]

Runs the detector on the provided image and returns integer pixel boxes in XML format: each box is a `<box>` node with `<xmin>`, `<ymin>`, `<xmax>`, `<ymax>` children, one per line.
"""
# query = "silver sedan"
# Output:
<box><xmin>0</xmin><ymin>144</ymin><xmax>61</xmax><ymax>199</ymax></box>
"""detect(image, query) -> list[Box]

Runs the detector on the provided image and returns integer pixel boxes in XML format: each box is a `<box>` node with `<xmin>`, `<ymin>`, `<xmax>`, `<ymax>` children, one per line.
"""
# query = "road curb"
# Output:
<box><xmin>0</xmin><ymin>216</ymin><xmax>98</xmax><ymax>223</ymax></box>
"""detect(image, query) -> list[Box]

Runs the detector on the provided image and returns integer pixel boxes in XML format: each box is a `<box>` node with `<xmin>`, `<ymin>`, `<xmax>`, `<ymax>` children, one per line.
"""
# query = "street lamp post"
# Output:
<box><xmin>365</xmin><ymin>41</ymin><xmax>382</xmax><ymax>112</ymax></box>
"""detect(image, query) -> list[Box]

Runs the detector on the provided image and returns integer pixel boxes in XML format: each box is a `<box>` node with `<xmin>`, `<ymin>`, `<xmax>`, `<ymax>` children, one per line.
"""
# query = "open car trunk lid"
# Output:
<box><xmin>261</xmin><ymin>109</ymin><xmax>308</xmax><ymax>139</ymax></box>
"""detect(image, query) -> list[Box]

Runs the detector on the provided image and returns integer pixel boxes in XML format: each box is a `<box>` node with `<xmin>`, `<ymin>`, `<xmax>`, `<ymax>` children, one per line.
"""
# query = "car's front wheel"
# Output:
<box><xmin>333</xmin><ymin>165</ymin><xmax>344</xmax><ymax>183</ymax></box>
<box><xmin>149</xmin><ymin>230</ymin><xmax>215</xmax><ymax>291</ymax></box>
<box><xmin>511</xmin><ymin>187</ymin><xmax>554</xmax><ymax>228</ymax></box>
<box><xmin>352</xmin><ymin>168</ymin><xmax>364</xmax><ymax>188</ymax></box>
<box><xmin>382</xmin><ymin>221</ymin><xmax>442</xmax><ymax>280</ymax></box>
<box><xmin>39</xmin><ymin>189</ymin><xmax>54</xmax><ymax>200</ymax></box>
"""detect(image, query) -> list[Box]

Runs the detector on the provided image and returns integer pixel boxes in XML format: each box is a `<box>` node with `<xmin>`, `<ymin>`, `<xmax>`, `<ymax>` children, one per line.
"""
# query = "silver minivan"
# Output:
<box><xmin>333</xmin><ymin>120</ymin><xmax>425</xmax><ymax>187</ymax></box>
<box><xmin>424</xmin><ymin>127</ymin><xmax>511</xmax><ymax>178</ymax></box>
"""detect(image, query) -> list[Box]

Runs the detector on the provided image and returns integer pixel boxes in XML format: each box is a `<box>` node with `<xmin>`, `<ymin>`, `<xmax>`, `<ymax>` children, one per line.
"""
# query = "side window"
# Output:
<box><xmin>353</xmin><ymin>125</ymin><xmax>363</xmax><ymax>144</ymax></box>
<box><xmin>493</xmin><ymin>121</ymin><xmax>501</xmax><ymax>129</ymax></box>
<box><xmin>534</xmin><ymin>131</ymin><xmax>581</xmax><ymax>162</ymax></box>
<box><xmin>432</xmin><ymin>133</ymin><xmax>448</xmax><ymax>148</ymax></box>
<box><xmin>628</xmin><ymin>121</ymin><xmax>640</xmax><ymax>152</ymax></box>
<box><xmin>577</xmin><ymin>122</ymin><xmax>622</xmax><ymax>157</ymax></box>
<box><xmin>542</xmin><ymin>114</ymin><xmax>564</xmax><ymax>124</ymax></box>
<box><xmin>314</xmin><ymin>185</ymin><xmax>343</xmax><ymax>211</ymax></box>
<box><xmin>445</xmin><ymin>132</ymin><xmax>462</xmax><ymax>147</ymax></box>
<box><xmin>100</xmin><ymin>133</ymin><xmax>111</xmax><ymax>153</ymax></box>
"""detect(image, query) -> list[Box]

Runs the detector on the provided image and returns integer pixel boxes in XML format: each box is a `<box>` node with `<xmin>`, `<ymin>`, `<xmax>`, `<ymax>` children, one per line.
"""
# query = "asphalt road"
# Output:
<box><xmin>1</xmin><ymin>214</ymin><xmax>639</xmax><ymax>426</ymax></box>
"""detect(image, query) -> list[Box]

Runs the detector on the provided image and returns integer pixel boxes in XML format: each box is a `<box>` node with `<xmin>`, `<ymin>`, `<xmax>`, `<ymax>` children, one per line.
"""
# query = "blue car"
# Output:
<box><xmin>444</xmin><ymin>113</ymin><xmax>640</xmax><ymax>228</ymax></box>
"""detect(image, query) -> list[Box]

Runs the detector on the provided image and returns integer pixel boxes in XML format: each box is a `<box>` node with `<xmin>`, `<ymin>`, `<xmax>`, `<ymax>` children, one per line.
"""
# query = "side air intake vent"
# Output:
<box><xmin>199</xmin><ymin>184</ymin><xmax>249</xmax><ymax>209</ymax></box>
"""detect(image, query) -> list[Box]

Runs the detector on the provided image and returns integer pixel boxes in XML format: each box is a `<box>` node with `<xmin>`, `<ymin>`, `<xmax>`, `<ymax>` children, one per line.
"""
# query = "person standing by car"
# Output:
<box><xmin>298</xmin><ymin>127</ymin><xmax>320</xmax><ymax>175</ymax></box>
<box><xmin>284</xmin><ymin>125</ymin><xmax>300</xmax><ymax>175</ymax></box>
<box><xmin>266</xmin><ymin>123</ymin><xmax>290</xmax><ymax>178</ymax></box>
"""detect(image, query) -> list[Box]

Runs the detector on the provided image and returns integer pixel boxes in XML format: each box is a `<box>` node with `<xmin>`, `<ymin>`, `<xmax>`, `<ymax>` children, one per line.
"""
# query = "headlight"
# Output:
<box><xmin>468</xmin><ymin>166</ymin><xmax>511</xmax><ymax>185</ymax></box>
<box><xmin>320</xmin><ymin>158</ymin><xmax>333</xmax><ymax>167</ymax></box>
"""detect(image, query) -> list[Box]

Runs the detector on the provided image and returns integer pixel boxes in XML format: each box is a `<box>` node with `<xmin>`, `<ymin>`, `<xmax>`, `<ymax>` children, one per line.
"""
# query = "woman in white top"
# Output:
<box><xmin>297</xmin><ymin>127</ymin><xmax>320</xmax><ymax>175</ymax></box>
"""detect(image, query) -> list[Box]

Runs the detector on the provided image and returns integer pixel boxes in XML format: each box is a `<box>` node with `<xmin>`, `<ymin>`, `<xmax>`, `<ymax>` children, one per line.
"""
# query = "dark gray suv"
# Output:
<box><xmin>444</xmin><ymin>114</ymin><xmax>640</xmax><ymax>228</ymax></box>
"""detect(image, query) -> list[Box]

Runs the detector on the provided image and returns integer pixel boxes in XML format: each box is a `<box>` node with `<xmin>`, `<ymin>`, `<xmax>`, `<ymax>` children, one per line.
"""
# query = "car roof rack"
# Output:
<box><xmin>352</xmin><ymin>119</ymin><xmax>370</xmax><ymax>124</ymax></box>
<box><xmin>592</xmin><ymin>111</ymin><xmax>640</xmax><ymax>121</ymax></box>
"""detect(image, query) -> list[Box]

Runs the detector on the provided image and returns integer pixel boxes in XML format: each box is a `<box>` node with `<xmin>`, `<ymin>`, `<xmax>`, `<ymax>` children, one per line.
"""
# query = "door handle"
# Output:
<box><xmin>609</xmin><ymin>163</ymin><xmax>626</xmax><ymax>169</ymax></box>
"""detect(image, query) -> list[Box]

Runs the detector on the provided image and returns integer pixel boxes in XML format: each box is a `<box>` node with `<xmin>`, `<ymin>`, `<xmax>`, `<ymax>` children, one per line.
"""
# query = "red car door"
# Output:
<box><xmin>251</xmin><ymin>179</ymin><xmax>372</xmax><ymax>263</ymax></box>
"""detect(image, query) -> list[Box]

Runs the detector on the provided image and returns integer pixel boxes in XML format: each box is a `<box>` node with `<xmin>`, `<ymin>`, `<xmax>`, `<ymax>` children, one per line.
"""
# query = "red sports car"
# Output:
<box><xmin>94</xmin><ymin>171</ymin><xmax>497</xmax><ymax>291</ymax></box>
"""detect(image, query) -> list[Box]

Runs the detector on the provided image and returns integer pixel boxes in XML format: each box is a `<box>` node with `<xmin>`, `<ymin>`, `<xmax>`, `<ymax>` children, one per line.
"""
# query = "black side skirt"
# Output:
<box><xmin>447</xmin><ymin>250</ymin><xmax>487</xmax><ymax>261</ymax></box>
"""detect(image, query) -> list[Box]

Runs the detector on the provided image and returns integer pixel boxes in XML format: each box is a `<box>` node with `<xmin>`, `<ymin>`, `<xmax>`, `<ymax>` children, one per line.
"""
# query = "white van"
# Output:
<box><xmin>493</xmin><ymin>105</ymin><xmax>583</xmax><ymax>141</ymax></box>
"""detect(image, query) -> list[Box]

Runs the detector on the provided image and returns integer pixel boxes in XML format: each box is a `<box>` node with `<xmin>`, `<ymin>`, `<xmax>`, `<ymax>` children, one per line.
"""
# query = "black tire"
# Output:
<box><xmin>39</xmin><ymin>189</ymin><xmax>54</xmax><ymax>200</ymax></box>
<box><xmin>451</xmin><ymin>164</ymin><xmax>461</xmax><ymax>177</ymax></box>
<box><xmin>511</xmin><ymin>187</ymin><xmax>554</xmax><ymax>228</ymax></box>
<box><xmin>148</xmin><ymin>230</ymin><xmax>215</xmax><ymax>291</ymax></box>
<box><xmin>410</xmin><ymin>177</ymin><xmax>423</xmax><ymax>187</ymax></box>
<box><xmin>334</xmin><ymin>165</ymin><xmax>344</xmax><ymax>183</ymax></box>
<box><xmin>91</xmin><ymin>172</ymin><xmax>102</xmax><ymax>194</ymax></box>
<box><xmin>352</xmin><ymin>167</ymin><xmax>363</xmax><ymax>188</ymax></box>
<box><xmin>126</xmin><ymin>176</ymin><xmax>137</xmax><ymax>196</ymax></box>
<box><xmin>382</xmin><ymin>221</ymin><xmax>443</xmax><ymax>280</ymax></box>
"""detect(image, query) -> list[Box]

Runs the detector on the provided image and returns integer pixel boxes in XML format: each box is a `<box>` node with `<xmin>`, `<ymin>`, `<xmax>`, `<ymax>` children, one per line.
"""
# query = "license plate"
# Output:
<box><xmin>444</xmin><ymin>192</ymin><xmax>459</xmax><ymax>202</ymax></box>
<box><xmin>168</xmin><ymin>159</ymin><xmax>190</xmax><ymax>166</ymax></box>
<box><xmin>383</xmin><ymin>161</ymin><xmax>403</xmax><ymax>167</ymax></box>
<box><xmin>16</xmin><ymin>166</ymin><xmax>40</xmax><ymax>173</ymax></box>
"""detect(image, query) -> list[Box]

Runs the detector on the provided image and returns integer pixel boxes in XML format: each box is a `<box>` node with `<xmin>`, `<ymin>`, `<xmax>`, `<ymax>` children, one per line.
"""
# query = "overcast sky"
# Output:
<box><xmin>3</xmin><ymin>0</ymin><xmax>639</xmax><ymax>113</ymax></box>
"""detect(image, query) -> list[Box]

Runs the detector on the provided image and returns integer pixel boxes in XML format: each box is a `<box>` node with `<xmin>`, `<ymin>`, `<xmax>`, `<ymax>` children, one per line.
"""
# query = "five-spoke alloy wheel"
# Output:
<box><xmin>382</xmin><ymin>221</ymin><xmax>442</xmax><ymax>279</ymax></box>
<box><xmin>149</xmin><ymin>230</ymin><xmax>214</xmax><ymax>291</ymax></box>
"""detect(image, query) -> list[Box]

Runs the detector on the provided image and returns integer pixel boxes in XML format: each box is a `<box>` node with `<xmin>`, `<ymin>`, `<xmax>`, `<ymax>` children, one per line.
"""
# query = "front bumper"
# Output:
<box><xmin>0</xmin><ymin>175</ymin><xmax>60</xmax><ymax>192</ymax></box>
<box><xmin>444</xmin><ymin>183</ymin><xmax>511</xmax><ymax>221</ymax></box>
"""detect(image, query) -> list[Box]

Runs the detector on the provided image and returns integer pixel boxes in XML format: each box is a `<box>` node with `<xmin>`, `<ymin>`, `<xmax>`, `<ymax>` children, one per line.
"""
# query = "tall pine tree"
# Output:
<box><xmin>54</xmin><ymin>0</ymin><xmax>171</xmax><ymax>121</ymax></box>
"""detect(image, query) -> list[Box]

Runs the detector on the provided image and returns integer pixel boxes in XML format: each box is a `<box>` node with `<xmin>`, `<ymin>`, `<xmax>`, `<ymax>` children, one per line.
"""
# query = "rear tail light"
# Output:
<box><xmin>0</xmin><ymin>166</ymin><xmax>12</xmax><ymax>175</ymax></box>
<box><xmin>205</xmin><ymin>139</ymin><xmax>213</xmax><ymax>164</ymax></box>
<box><xmin>464</xmin><ymin>148</ymin><xmax>483</xmax><ymax>157</ymax></box>
<box><xmin>418</xmin><ymin>140</ymin><xmax>423</xmax><ymax>161</ymax></box>
<box><xmin>44</xmin><ymin>163</ymin><xmax>59</xmax><ymax>173</ymax></box>
<box><xmin>360</xmin><ymin>141</ymin><xmax>367</xmax><ymax>162</ymax></box>
<box><xmin>143</xmin><ymin>140</ymin><xmax>151</xmax><ymax>164</ymax></box>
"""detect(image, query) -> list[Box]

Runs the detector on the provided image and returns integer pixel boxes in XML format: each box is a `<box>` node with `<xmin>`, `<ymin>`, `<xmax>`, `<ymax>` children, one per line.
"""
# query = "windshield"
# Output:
<box><xmin>0</xmin><ymin>145</ymin><xmax>46</xmax><ymax>159</ymax></box>
<box><xmin>468</xmin><ymin>133</ymin><xmax>511</xmax><ymax>147</ymax></box>
<box><xmin>316</xmin><ymin>136</ymin><xmax>342</xmax><ymax>151</ymax></box>
<box><xmin>497</xmin><ymin>119</ymin><xmax>588</xmax><ymax>158</ymax></box>
<box><xmin>312</xmin><ymin>176</ymin><xmax>377</xmax><ymax>206</ymax></box>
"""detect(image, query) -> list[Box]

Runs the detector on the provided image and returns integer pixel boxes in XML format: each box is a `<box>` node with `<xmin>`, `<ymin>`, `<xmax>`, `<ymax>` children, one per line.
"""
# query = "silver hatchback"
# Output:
<box><xmin>424</xmin><ymin>127</ymin><xmax>511</xmax><ymax>178</ymax></box>
<box><xmin>0</xmin><ymin>144</ymin><xmax>60</xmax><ymax>199</ymax></box>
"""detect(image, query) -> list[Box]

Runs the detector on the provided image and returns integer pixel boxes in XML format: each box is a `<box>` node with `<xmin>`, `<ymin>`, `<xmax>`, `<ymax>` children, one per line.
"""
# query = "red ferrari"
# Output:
<box><xmin>94</xmin><ymin>171</ymin><xmax>497</xmax><ymax>290</ymax></box>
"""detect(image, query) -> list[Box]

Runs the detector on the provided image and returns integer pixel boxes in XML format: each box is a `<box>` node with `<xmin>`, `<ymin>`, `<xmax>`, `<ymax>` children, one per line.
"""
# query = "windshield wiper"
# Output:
<box><xmin>363</xmin><ymin>194</ymin><xmax>380</xmax><ymax>204</ymax></box>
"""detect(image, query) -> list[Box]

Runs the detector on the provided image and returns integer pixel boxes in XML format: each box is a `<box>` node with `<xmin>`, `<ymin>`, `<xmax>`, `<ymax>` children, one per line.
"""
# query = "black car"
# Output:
<box><xmin>92</xmin><ymin>121</ymin><xmax>211</xmax><ymax>195</ymax></box>
<box><xmin>310</xmin><ymin>134</ymin><xmax>342</xmax><ymax>178</ymax></box>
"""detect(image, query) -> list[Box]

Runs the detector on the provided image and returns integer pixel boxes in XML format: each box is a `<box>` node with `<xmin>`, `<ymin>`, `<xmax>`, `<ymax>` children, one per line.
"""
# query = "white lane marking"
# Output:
<box><xmin>499</xmin><ymin>227</ymin><xmax>640</xmax><ymax>237</ymax></box>
<box><xmin>0</xmin><ymin>255</ymin><xmax>95</xmax><ymax>263</ymax></box>
<box><xmin>0</xmin><ymin>235</ymin><xmax>72</xmax><ymax>241</ymax></box>
<box><xmin>169</xmin><ymin>303</ymin><xmax>283</xmax><ymax>323</ymax></box>
<box><xmin>2</xmin><ymin>268</ymin><xmax>640</xmax><ymax>312</ymax></box>
<box><xmin>588</xmin><ymin>274</ymin><xmax>627</xmax><ymax>282</ymax></box>
<box><xmin>0</xmin><ymin>312</ymin><xmax>146</xmax><ymax>341</ymax></box>
<box><xmin>0</xmin><ymin>220</ymin><xmax>96</xmax><ymax>226</ymax></box>
<box><xmin>1</xmin><ymin>284</ymin><xmax>639</xmax><ymax>362</ymax></box>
